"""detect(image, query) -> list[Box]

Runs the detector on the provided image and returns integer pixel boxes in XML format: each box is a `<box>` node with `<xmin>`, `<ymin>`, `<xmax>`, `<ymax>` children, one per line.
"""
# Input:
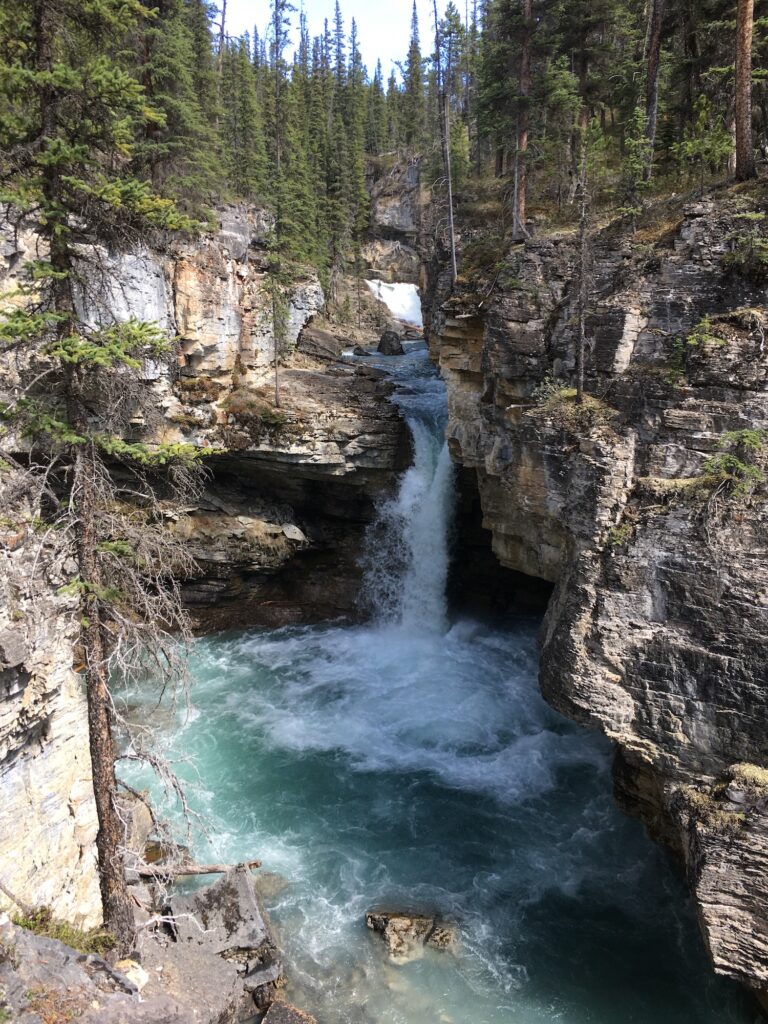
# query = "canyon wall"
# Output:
<box><xmin>0</xmin><ymin>202</ymin><xmax>410</xmax><ymax>918</ymax></box>
<box><xmin>428</xmin><ymin>189</ymin><xmax>768</xmax><ymax>1000</ymax></box>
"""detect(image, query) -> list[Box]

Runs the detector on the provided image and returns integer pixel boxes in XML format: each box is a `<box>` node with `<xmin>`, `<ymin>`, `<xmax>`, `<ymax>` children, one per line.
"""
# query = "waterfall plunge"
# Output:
<box><xmin>362</xmin><ymin>365</ymin><xmax>455</xmax><ymax>633</ymax></box>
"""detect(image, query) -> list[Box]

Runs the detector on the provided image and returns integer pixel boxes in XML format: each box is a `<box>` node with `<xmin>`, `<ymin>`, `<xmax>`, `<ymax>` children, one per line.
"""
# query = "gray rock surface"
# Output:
<box><xmin>377</xmin><ymin>330</ymin><xmax>405</xmax><ymax>356</ymax></box>
<box><xmin>263</xmin><ymin>1002</ymin><xmax>318</xmax><ymax>1024</ymax></box>
<box><xmin>0</xmin><ymin>486</ymin><xmax>100</xmax><ymax>927</ymax></box>
<box><xmin>169</xmin><ymin>865</ymin><xmax>270</xmax><ymax>954</ymax></box>
<box><xmin>427</xmin><ymin>188</ymin><xmax>768</xmax><ymax>999</ymax></box>
<box><xmin>0</xmin><ymin>868</ymin><xmax>286</xmax><ymax>1023</ymax></box>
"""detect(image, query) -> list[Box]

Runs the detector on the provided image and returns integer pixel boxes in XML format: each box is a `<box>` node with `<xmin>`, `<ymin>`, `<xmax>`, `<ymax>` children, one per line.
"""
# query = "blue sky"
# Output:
<box><xmin>223</xmin><ymin>1</ymin><xmax>445</xmax><ymax>77</ymax></box>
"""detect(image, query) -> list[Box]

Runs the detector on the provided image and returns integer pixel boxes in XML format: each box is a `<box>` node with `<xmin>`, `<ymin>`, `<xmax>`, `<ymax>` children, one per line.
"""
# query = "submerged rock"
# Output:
<box><xmin>263</xmin><ymin>1002</ymin><xmax>319</xmax><ymax>1024</ymax></box>
<box><xmin>377</xmin><ymin>330</ymin><xmax>405</xmax><ymax>356</ymax></box>
<box><xmin>365</xmin><ymin>909</ymin><xmax>457</xmax><ymax>962</ymax></box>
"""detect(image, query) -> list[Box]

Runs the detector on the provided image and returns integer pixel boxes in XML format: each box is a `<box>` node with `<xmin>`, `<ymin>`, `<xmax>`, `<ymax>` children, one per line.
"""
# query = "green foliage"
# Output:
<box><xmin>221</xmin><ymin>37</ymin><xmax>268</xmax><ymax>200</ymax></box>
<box><xmin>722</xmin><ymin>213</ymin><xmax>768</xmax><ymax>282</ymax></box>
<box><xmin>44</xmin><ymin>320</ymin><xmax>170</xmax><ymax>368</ymax></box>
<box><xmin>666</xmin><ymin>337</ymin><xmax>686</xmax><ymax>385</ymax></box>
<box><xmin>607</xmin><ymin>522</ymin><xmax>633</xmax><ymax>547</ymax></box>
<box><xmin>401</xmin><ymin>1</ymin><xmax>426</xmax><ymax>149</ymax></box>
<box><xmin>618</xmin><ymin>107</ymin><xmax>652</xmax><ymax>223</ymax></box>
<box><xmin>222</xmin><ymin>388</ymin><xmax>288</xmax><ymax>428</ymax></box>
<box><xmin>459</xmin><ymin>233</ymin><xmax>507</xmax><ymax>275</ymax></box>
<box><xmin>686</xmin><ymin>315</ymin><xmax>723</xmax><ymax>347</ymax></box>
<box><xmin>12</xmin><ymin>908</ymin><xmax>115</xmax><ymax>957</ymax></box>
<box><xmin>529</xmin><ymin>378</ymin><xmax>616</xmax><ymax>432</ymax></box>
<box><xmin>728</xmin><ymin>763</ymin><xmax>768</xmax><ymax>794</ymax></box>
<box><xmin>704</xmin><ymin>430</ymin><xmax>768</xmax><ymax>498</ymax></box>
<box><xmin>673</xmin><ymin>96</ymin><xmax>732</xmax><ymax>192</ymax></box>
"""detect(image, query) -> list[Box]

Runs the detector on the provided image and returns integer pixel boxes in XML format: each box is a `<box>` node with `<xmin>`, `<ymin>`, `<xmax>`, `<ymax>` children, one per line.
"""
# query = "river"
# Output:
<box><xmin>126</xmin><ymin>337</ymin><xmax>753</xmax><ymax>1024</ymax></box>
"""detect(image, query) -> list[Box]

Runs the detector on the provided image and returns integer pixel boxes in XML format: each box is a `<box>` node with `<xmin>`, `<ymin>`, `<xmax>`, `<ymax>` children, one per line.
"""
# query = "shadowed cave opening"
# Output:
<box><xmin>448</xmin><ymin>465</ymin><xmax>554</xmax><ymax>622</ymax></box>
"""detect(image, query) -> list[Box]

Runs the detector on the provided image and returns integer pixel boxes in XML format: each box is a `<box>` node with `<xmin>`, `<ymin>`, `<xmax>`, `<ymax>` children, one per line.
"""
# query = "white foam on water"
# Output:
<box><xmin>366</xmin><ymin>279</ymin><xmax>424</xmax><ymax>327</ymax></box>
<box><xmin>121</xmin><ymin>349</ymin><xmax>751</xmax><ymax>1024</ymax></box>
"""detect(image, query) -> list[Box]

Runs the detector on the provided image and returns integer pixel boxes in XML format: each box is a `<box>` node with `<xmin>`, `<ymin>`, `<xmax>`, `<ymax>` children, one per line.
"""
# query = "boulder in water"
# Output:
<box><xmin>263</xmin><ymin>1002</ymin><xmax>318</xmax><ymax>1024</ymax></box>
<box><xmin>365</xmin><ymin>909</ymin><xmax>457</xmax><ymax>962</ymax></box>
<box><xmin>377</xmin><ymin>330</ymin><xmax>405</xmax><ymax>356</ymax></box>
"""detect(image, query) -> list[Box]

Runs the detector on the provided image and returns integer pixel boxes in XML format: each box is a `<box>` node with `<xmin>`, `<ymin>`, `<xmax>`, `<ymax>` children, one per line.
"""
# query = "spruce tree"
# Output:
<box><xmin>366</xmin><ymin>60</ymin><xmax>388</xmax><ymax>155</ymax></box>
<box><xmin>134</xmin><ymin>0</ymin><xmax>221</xmax><ymax>205</ymax></box>
<box><xmin>347</xmin><ymin>19</ymin><xmax>370</xmax><ymax>237</ymax></box>
<box><xmin>402</xmin><ymin>1</ymin><xmax>427</xmax><ymax>149</ymax></box>
<box><xmin>387</xmin><ymin>69</ymin><xmax>403</xmax><ymax>149</ymax></box>
<box><xmin>0</xmin><ymin>0</ymin><xmax>205</xmax><ymax>951</ymax></box>
<box><xmin>222</xmin><ymin>37</ymin><xmax>268</xmax><ymax>200</ymax></box>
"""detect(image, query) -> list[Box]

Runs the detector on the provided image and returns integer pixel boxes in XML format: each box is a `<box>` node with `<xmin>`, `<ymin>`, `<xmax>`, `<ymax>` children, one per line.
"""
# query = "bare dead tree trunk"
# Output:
<box><xmin>513</xmin><ymin>0</ymin><xmax>533</xmax><ymax>238</ymax></box>
<box><xmin>74</xmin><ymin>445</ymin><xmax>135</xmax><ymax>953</ymax></box>
<box><xmin>576</xmin><ymin>127</ymin><xmax>590</xmax><ymax>405</ymax></box>
<box><xmin>644</xmin><ymin>0</ymin><xmax>666</xmax><ymax>180</ymax></box>
<box><xmin>735</xmin><ymin>0</ymin><xmax>756</xmax><ymax>180</ymax></box>
<box><xmin>433</xmin><ymin>0</ymin><xmax>458</xmax><ymax>283</ymax></box>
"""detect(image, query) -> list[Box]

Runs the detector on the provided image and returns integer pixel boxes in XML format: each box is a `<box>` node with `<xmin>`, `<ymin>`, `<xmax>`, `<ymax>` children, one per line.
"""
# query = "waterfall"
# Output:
<box><xmin>361</xmin><ymin>359</ymin><xmax>455</xmax><ymax>633</ymax></box>
<box><xmin>365</xmin><ymin>279</ymin><xmax>423</xmax><ymax>327</ymax></box>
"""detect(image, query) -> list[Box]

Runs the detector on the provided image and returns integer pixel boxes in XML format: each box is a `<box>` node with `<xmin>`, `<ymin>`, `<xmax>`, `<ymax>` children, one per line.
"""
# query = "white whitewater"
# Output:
<box><xmin>361</xmin><ymin>363</ymin><xmax>454</xmax><ymax>633</ymax></box>
<box><xmin>366</xmin><ymin>279</ymin><xmax>423</xmax><ymax>327</ymax></box>
<box><xmin>125</xmin><ymin>344</ymin><xmax>752</xmax><ymax>1024</ymax></box>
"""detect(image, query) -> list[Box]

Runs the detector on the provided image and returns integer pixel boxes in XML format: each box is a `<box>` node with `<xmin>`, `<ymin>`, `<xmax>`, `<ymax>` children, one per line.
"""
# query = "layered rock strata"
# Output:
<box><xmin>428</xmin><ymin>190</ymin><xmax>768</xmax><ymax>1000</ymax></box>
<box><xmin>0</xmin><ymin>504</ymin><xmax>100</xmax><ymax>927</ymax></box>
<box><xmin>0</xmin><ymin>205</ymin><xmax>409</xmax><ymax>917</ymax></box>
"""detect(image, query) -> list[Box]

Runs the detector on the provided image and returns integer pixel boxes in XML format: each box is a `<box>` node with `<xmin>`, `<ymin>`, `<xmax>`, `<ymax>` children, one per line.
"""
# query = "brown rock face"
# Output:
<box><xmin>365</xmin><ymin>909</ymin><xmax>457</xmax><ymax>962</ymax></box>
<box><xmin>428</xmin><ymin>192</ymin><xmax>768</xmax><ymax>999</ymax></box>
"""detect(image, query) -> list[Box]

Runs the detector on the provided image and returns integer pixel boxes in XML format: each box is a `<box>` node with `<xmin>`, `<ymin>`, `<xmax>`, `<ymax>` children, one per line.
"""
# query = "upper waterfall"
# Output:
<box><xmin>365</xmin><ymin>279</ymin><xmax>423</xmax><ymax>327</ymax></box>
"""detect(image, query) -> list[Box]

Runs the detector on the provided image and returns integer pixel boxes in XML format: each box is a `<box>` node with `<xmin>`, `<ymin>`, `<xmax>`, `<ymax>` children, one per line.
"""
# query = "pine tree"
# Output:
<box><xmin>222</xmin><ymin>37</ymin><xmax>268</xmax><ymax>200</ymax></box>
<box><xmin>134</xmin><ymin>0</ymin><xmax>221</xmax><ymax>206</ymax></box>
<box><xmin>402</xmin><ymin>1</ymin><xmax>426</xmax><ymax>149</ymax></box>
<box><xmin>0</xmin><ymin>0</ymin><xmax>205</xmax><ymax>952</ymax></box>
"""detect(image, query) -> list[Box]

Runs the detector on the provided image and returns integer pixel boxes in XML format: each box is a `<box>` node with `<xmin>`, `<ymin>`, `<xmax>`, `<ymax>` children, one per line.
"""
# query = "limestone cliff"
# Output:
<box><xmin>0</xmin><ymin>203</ymin><xmax>409</xmax><ymax>917</ymax></box>
<box><xmin>0</xmin><ymin>494</ymin><xmax>100</xmax><ymax>927</ymax></box>
<box><xmin>428</xmin><ymin>188</ymin><xmax>768</xmax><ymax>1001</ymax></box>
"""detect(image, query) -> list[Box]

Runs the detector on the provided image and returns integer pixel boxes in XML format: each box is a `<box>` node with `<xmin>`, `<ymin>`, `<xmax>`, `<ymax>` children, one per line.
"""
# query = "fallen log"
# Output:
<box><xmin>136</xmin><ymin>859</ymin><xmax>261</xmax><ymax>879</ymax></box>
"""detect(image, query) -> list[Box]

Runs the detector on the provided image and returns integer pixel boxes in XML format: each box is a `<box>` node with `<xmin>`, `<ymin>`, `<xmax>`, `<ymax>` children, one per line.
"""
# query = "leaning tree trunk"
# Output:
<box><xmin>35</xmin><ymin>0</ymin><xmax>133</xmax><ymax>951</ymax></box>
<box><xmin>644</xmin><ymin>0</ymin><xmax>666</xmax><ymax>180</ymax></box>
<box><xmin>735</xmin><ymin>0</ymin><xmax>756</xmax><ymax>181</ymax></box>
<box><xmin>74</xmin><ymin>444</ymin><xmax>135</xmax><ymax>953</ymax></box>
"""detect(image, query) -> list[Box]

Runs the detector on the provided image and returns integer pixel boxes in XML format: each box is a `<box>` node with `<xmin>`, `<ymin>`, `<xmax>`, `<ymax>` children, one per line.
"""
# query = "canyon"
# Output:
<box><xmin>1</xmin><ymin>159</ymin><xmax>767</xmax><ymax>1019</ymax></box>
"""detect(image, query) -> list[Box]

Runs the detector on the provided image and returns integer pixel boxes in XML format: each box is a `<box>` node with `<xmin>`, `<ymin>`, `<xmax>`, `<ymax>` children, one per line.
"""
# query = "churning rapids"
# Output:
<box><xmin>127</xmin><ymin>342</ymin><xmax>753</xmax><ymax>1024</ymax></box>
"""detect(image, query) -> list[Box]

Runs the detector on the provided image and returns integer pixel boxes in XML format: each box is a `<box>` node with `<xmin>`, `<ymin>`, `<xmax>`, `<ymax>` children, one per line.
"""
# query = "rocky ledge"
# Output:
<box><xmin>0</xmin><ymin>867</ymin><xmax>318</xmax><ymax>1023</ymax></box>
<box><xmin>428</xmin><ymin>186</ymin><xmax>768</xmax><ymax>1003</ymax></box>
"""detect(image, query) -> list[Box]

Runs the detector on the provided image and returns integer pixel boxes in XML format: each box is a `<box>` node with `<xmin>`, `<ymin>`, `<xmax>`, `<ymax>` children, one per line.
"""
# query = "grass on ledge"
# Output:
<box><xmin>12</xmin><ymin>907</ymin><xmax>116</xmax><ymax>956</ymax></box>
